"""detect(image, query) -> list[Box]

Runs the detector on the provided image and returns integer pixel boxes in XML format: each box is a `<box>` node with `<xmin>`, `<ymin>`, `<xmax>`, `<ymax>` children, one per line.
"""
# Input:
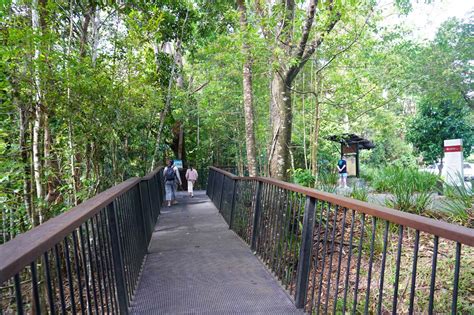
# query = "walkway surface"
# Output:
<box><xmin>130</xmin><ymin>191</ymin><xmax>301</xmax><ymax>314</ymax></box>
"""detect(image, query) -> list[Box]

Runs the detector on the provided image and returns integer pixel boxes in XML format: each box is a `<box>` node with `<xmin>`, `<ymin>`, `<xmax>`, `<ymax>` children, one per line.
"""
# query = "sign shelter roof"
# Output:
<box><xmin>328</xmin><ymin>133</ymin><xmax>375</xmax><ymax>150</ymax></box>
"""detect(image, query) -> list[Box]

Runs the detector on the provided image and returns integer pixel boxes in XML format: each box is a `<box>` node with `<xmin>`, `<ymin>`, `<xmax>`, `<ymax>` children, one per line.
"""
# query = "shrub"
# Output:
<box><xmin>385</xmin><ymin>183</ymin><xmax>433</xmax><ymax>215</ymax></box>
<box><xmin>440</xmin><ymin>174</ymin><xmax>473</xmax><ymax>227</ymax></box>
<box><xmin>350</xmin><ymin>184</ymin><xmax>369</xmax><ymax>202</ymax></box>
<box><xmin>372</xmin><ymin>165</ymin><xmax>439</xmax><ymax>193</ymax></box>
<box><xmin>293</xmin><ymin>168</ymin><xmax>315</xmax><ymax>187</ymax></box>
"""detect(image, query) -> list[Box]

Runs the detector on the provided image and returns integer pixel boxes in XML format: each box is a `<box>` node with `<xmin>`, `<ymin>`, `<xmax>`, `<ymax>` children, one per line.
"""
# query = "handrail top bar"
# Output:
<box><xmin>143</xmin><ymin>167</ymin><xmax>162</xmax><ymax>180</ymax></box>
<box><xmin>0</xmin><ymin>166</ymin><xmax>163</xmax><ymax>284</ymax></box>
<box><xmin>209</xmin><ymin>166</ymin><xmax>474</xmax><ymax>247</ymax></box>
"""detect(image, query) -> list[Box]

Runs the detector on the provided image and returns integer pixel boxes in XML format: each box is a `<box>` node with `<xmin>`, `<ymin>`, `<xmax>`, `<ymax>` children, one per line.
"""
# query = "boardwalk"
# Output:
<box><xmin>130</xmin><ymin>191</ymin><xmax>301</xmax><ymax>314</ymax></box>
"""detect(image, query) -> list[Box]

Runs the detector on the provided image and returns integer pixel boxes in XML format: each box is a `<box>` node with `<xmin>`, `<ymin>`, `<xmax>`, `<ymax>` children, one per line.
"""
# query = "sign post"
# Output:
<box><xmin>442</xmin><ymin>139</ymin><xmax>464</xmax><ymax>186</ymax></box>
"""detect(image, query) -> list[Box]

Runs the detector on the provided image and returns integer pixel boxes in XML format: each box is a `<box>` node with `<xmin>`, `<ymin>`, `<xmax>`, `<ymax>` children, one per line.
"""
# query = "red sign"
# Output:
<box><xmin>444</xmin><ymin>145</ymin><xmax>462</xmax><ymax>153</ymax></box>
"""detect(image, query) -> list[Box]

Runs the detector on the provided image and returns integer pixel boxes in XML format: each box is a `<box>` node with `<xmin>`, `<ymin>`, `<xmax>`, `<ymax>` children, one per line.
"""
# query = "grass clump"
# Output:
<box><xmin>370</xmin><ymin>165</ymin><xmax>439</xmax><ymax>193</ymax></box>
<box><xmin>440</xmin><ymin>174</ymin><xmax>473</xmax><ymax>227</ymax></box>
<box><xmin>350</xmin><ymin>184</ymin><xmax>369</xmax><ymax>202</ymax></box>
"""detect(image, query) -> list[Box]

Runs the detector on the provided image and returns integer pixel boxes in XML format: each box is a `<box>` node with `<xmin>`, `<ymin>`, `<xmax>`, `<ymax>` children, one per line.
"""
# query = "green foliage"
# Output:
<box><xmin>350</xmin><ymin>184</ymin><xmax>369</xmax><ymax>202</ymax></box>
<box><xmin>292</xmin><ymin>168</ymin><xmax>315</xmax><ymax>187</ymax></box>
<box><xmin>370</xmin><ymin>165</ymin><xmax>439</xmax><ymax>193</ymax></box>
<box><xmin>440</xmin><ymin>174</ymin><xmax>473</xmax><ymax>227</ymax></box>
<box><xmin>407</xmin><ymin>99</ymin><xmax>474</xmax><ymax>164</ymax></box>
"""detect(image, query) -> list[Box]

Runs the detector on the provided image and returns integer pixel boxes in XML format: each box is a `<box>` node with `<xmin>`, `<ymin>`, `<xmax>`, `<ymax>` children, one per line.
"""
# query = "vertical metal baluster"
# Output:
<box><xmin>91</xmin><ymin>216</ymin><xmax>105</xmax><ymax>311</ymax></box>
<box><xmin>64</xmin><ymin>237</ymin><xmax>77</xmax><ymax>314</ymax></box>
<box><xmin>294</xmin><ymin>195</ymin><xmax>317</xmax><ymax>309</ymax></box>
<box><xmin>332</xmin><ymin>208</ymin><xmax>348</xmax><ymax>314</ymax></box>
<box><xmin>377</xmin><ymin>221</ymin><xmax>390</xmax><ymax>315</ymax></box>
<box><xmin>308</xmin><ymin>200</ymin><xmax>325</xmax><ymax>312</ymax></box>
<box><xmin>229</xmin><ymin>179</ymin><xmax>237</xmax><ymax>229</ymax></box>
<box><xmin>54</xmin><ymin>244</ymin><xmax>67</xmax><ymax>314</ymax></box>
<box><xmin>85</xmin><ymin>220</ymin><xmax>100</xmax><ymax>313</ymax></box>
<box><xmin>284</xmin><ymin>191</ymin><xmax>297</xmax><ymax>289</ymax></box>
<box><xmin>316</xmin><ymin>202</ymin><xmax>335</xmax><ymax>314</ymax></box>
<box><xmin>219</xmin><ymin>174</ymin><xmax>225</xmax><ymax>211</ymax></box>
<box><xmin>451</xmin><ymin>242</ymin><xmax>461</xmax><ymax>315</ymax></box>
<box><xmin>282</xmin><ymin>190</ymin><xmax>294</xmax><ymax>283</ymax></box>
<box><xmin>117</xmin><ymin>195</ymin><xmax>130</xmax><ymax>300</ymax></box>
<box><xmin>30</xmin><ymin>262</ymin><xmax>41</xmax><ymax>314</ymax></box>
<box><xmin>14</xmin><ymin>273</ymin><xmax>24</xmax><ymax>315</ymax></box>
<box><xmin>260</xmin><ymin>183</ymin><xmax>272</xmax><ymax>260</ymax></box>
<box><xmin>101</xmin><ymin>209</ymin><xmax>118</xmax><ymax>314</ymax></box>
<box><xmin>342</xmin><ymin>210</ymin><xmax>356</xmax><ymax>313</ymax></box>
<box><xmin>323</xmin><ymin>205</ymin><xmax>340</xmax><ymax>314</ymax></box>
<box><xmin>107</xmin><ymin>201</ymin><xmax>129</xmax><ymax>313</ymax></box>
<box><xmin>392</xmin><ymin>225</ymin><xmax>404</xmax><ymax>315</ymax></box>
<box><xmin>270</xmin><ymin>187</ymin><xmax>283</xmax><ymax>269</ymax></box>
<box><xmin>364</xmin><ymin>217</ymin><xmax>377</xmax><ymax>315</ymax></box>
<box><xmin>408</xmin><ymin>229</ymin><xmax>420</xmax><ymax>314</ymax></box>
<box><xmin>269</xmin><ymin>186</ymin><xmax>280</xmax><ymax>270</ymax></box>
<box><xmin>291</xmin><ymin>194</ymin><xmax>305</xmax><ymax>298</ymax></box>
<box><xmin>263</xmin><ymin>184</ymin><xmax>275</xmax><ymax>262</ymax></box>
<box><xmin>79</xmin><ymin>225</ymin><xmax>93</xmax><ymax>315</ymax></box>
<box><xmin>276</xmin><ymin>190</ymin><xmax>291</xmax><ymax>281</ymax></box>
<box><xmin>122</xmin><ymin>192</ymin><xmax>134</xmax><ymax>300</ymax></box>
<box><xmin>43</xmin><ymin>252</ymin><xmax>55</xmax><ymax>315</ymax></box>
<box><xmin>352</xmin><ymin>214</ymin><xmax>366</xmax><ymax>314</ymax></box>
<box><xmin>96</xmin><ymin>213</ymin><xmax>111</xmax><ymax>313</ymax></box>
<box><xmin>250</xmin><ymin>181</ymin><xmax>263</xmax><ymax>252</ymax></box>
<box><xmin>72</xmin><ymin>232</ymin><xmax>85</xmax><ymax>314</ymax></box>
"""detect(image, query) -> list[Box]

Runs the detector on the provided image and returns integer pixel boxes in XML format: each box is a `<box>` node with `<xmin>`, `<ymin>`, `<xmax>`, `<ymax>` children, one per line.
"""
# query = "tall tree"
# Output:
<box><xmin>261</xmin><ymin>0</ymin><xmax>342</xmax><ymax>180</ymax></box>
<box><xmin>237</xmin><ymin>0</ymin><xmax>257</xmax><ymax>176</ymax></box>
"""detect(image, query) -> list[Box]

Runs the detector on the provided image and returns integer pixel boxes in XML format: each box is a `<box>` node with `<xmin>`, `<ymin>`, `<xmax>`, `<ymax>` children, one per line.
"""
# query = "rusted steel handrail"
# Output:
<box><xmin>0</xmin><ymin>178</ymin><xmax>140</xmax><ymax>284</ymax></box>
<box><xmin>209</xmin><ymin>166</ymin><xmax>474</xmax><ymax>246</ymax></box>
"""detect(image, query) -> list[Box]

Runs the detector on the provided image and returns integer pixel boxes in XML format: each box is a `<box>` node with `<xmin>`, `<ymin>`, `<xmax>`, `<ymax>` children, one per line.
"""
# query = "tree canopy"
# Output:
<box><xmin>1</xmin><ymin>1</ymin><xmax>472</xmax><ymax>241</ymax></box>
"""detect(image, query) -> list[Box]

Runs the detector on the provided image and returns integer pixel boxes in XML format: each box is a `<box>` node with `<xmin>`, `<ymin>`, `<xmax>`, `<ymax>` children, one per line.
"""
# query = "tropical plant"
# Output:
<box><xmin>350</xmin><ymin>184</ymin><xmax>369</xmax><ymax>202</ymax></box>
<box><xmin>440</xmin><ymin>174</ymin><xmax>474</xmax><ymax>227</ymax></box>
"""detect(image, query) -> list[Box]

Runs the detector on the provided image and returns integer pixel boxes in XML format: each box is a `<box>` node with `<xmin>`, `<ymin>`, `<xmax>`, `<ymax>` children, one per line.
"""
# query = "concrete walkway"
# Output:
<box><xmin>130</xmin><ymin>191</ymin><xmax>301</xmax><ymax>314</ymax></box>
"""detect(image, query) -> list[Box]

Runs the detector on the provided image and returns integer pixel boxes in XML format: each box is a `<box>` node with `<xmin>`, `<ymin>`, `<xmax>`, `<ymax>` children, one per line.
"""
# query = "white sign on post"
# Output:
<box><xmin>441</xmin><ymin>139</ymin><xmax>464</xmax><ymax>185</ymax></box>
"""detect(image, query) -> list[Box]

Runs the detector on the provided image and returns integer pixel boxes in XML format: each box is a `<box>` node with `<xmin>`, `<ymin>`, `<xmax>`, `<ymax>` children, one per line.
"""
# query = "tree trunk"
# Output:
<box><xmin>91</xmin><ymin>7</ymin><xmax>100</xmax><ymax>66</ymax></box>
<box><xmin>18</xmin><ymin>91</ymin><xmax>33</xmax><ymax>224</ymax></box>
<box><xmin>268</xmin><ymin>74</ymin><xmax>292</xmax><ymax>180</ymax></box>
<box><xmin>311</xmin><ymin>75</ymin><xmax>323</xmax><ymax>178</ymax></box>
<box><xmin>237</xmin><ymin>0</ymin><xmax>258</xmax><ymax>177</ymax></box>
<box><xmin>31</xmin><ymin>0</ymin><xmax>43</xmax><ymax>226</ymax></box>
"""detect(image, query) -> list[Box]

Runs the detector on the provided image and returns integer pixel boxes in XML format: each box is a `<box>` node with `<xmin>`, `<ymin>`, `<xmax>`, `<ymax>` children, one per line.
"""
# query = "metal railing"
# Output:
<box><xmin>0</xmin><ymin>168</ymin><xmax>164</xmax><ymax>314</ymax></box>
<box><xmin>207</xmin><ymin>167</ymin><xmax>474</xmax><ymax>314</ymax></box>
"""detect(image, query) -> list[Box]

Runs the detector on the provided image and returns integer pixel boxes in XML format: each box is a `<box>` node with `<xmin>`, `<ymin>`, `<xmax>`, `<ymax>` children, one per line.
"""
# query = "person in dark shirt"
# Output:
<box><xmin>337</xmin><ymin>158</ymin><xmax>348</xmax><ymax>188</ymax></box>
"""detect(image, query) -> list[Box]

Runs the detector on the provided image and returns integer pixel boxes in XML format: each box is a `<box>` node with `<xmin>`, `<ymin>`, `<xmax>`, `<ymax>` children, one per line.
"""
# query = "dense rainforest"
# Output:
<box><xmin>1</xmin><ymin>0</ymin><xmax>473</xmax><ymax>242</ymax></box>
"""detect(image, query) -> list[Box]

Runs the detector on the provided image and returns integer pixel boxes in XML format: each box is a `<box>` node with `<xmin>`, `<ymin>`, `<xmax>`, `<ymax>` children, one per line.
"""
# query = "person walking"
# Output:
<box><xmin>164</xmin><ymin>160</ymin><xmax>182</xmax><ymax>207</ymax></box>
<box><xmin>337</xmin><ymin>157</ymin><xmax>348</xmax><ymax>188</ymax></box>
<box><xmin>185</xmin><ymin>166</ymin><xmax>199</xmax><ymax>198</ymax></box>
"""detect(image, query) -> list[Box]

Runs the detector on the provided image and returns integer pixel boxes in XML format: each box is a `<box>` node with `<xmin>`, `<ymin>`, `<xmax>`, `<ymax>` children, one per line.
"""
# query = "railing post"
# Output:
<box><xmin>138</xmin><ymin>181</ymin><xmax>151</xmax><ymax>244</ymax></box>
<box><xmin>212</xmin><ymin>171</ymin><xmax>218</xmax><ymax>202</ymax></box>
<box><xmin>228</xmin><ymin>179</ymin><xmax>237</xmax><ymax>229</ymax></box>
<box><xmin>219</xmin><ymin>174</ymin><xmax>226</xmax><ymax>211</ymax></box>
<box><xmin>251</xmin><ymin>181</ymin><xmax>263</xmax><ymax>251</ymax></box>
<box><xmin>106</xmin><ymin>202</ymin><xmax>129</xmax><ymax>314</ymax></box>
<box><xmin>295</xmin><ymin>196</ymin><xmax>317</xmax><ymax>309</ymax></box>
<box><xmin>206</xmin><ymin>169</ymin><xmax>213</xmax><ymax>197</ymax></box>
